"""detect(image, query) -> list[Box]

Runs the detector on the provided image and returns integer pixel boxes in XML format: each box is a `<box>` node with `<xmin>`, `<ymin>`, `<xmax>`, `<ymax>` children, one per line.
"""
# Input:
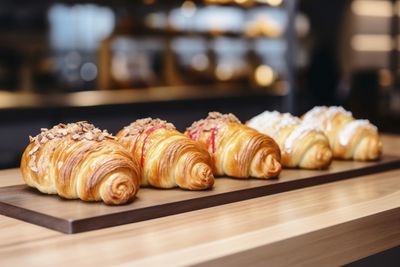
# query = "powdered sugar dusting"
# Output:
<box><xmin>247</xmin><ymin>111</ymin><xmax>299</xmax><ymax>137</ymax></box>
<box><xmin>284</xmin><ymin>124</ymin><xmax>316</xmax><ymax>153</ymax></box>
<box><xmin>247</xmin><ymin>111</ymin><xmax>319</xmax><ymax>154</ymax></box>
<box><xmin>339</xmin><ymin>120</ymin><xmax>377</xmax><ymax>146</ymax></box>
<box><xmin>302</xmin><ymin>106</ymin><xmax>352</xmax><ymax>131</ymax></box>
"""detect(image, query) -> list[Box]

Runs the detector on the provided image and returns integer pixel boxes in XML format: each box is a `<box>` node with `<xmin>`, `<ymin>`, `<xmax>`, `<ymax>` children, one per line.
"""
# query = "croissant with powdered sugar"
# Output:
<box><xmin>302</xmin><ymin>106</ymin><xmax>382</xmax><ymax>160</ymax></box>
<box><xmin>247</xmin><ymin>111</ymin><xmax>332</xmax><ymax>169</ymax></box>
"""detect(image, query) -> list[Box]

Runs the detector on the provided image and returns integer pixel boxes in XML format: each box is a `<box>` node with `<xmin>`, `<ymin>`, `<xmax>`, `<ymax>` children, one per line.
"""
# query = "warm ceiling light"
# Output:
<box><xmin>351</xmin><ymin>0</ymin><xmax>392</xmax><ymax>17</ymax></box>
<box><xmin>234</xmin><ymin>0</ymin><xmax>248</xmax><ymax>4</ymax></box>
<box><xmin>215</xmin><ymin>63</ymin><xmax>234</xmax><ymax>81</ymax></box>
<box><xmin>191</xmin><ymin>54</ymin><xmax>209</xmax><ymax>71</ymax></box>
<box><xmin>256</xmin><ymin>0</ymin><xmax>283</xmax><ymax>7</ymax></box>
<box><xmin>181</xmin><ymin>1</ymin><xmax>197</xmax><ymax>18</ymax></box>
<box><xmin>255</xmin><ymin>65</ymin><xmax>275</xmax><ymax>86</ymax></box>
<box><xmin>351</xmin><ymin>34</ymin><xmax>393</xmax><ymax>51</ymax></box>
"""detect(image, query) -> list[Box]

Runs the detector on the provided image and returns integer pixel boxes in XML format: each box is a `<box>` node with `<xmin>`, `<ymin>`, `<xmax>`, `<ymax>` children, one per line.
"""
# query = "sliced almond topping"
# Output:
<box><xmin>124</xmin><ymin>118</ymin><xmax>175</xmax><ymax>137</ymax></box>
<box><xmin>84</xmin><ymin>132</ymin><xmax>94</xmax><ymax>140</ymax></box>
<box><xmin>30</xmin><ymin>166</ymin><xmax>38</xmax><ymax>172</ymax></box>
<box><xmin>28</xmin><ymin>145</ymin><xmax>40</xmax><ymax>155</ymax></box>
<box><xmin>27</xmin><ymin>121</ymin><xmax>116</xmax><ymax>172</ymax></box>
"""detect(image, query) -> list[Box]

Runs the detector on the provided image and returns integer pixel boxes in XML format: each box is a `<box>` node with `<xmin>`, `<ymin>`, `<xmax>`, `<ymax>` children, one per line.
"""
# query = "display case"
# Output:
<box><xmin>0</xmin><ymin>0</ymin><xmax>297</xmax><ymax>168</ymax></box>
<box><xmin>0</xmin><ymin>0</ymin><xmax>296</xmax><ymax>107</ymax></box>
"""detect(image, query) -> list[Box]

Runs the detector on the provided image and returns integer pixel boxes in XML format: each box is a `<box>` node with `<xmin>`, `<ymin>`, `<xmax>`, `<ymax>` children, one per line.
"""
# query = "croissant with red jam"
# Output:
<box><xmin>117</xmin><ymin>118</ymin><xmax>214</xmax><ymax>190</ymax></box>
<box><xmin>186</xmin><ymin>112</ymin><xmax>281</xmax><ymax>179</ymax></box>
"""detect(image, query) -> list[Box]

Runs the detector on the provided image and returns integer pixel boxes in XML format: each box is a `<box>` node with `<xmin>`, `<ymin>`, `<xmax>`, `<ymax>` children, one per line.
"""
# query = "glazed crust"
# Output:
<box><xmin>20</xmin><ymin>122</ymin><xmax>141</xmax><ymax>205</ymax></box>
<box><xmin>247</xmin><ymin>111</ymin><xmax>332</xmax><ymax>169</ymax></box>
<box><xmin>186</xmin><ymin>112</ymin><xmax>281</xmax><ymax>179</ymax></box>
<box><xmin>302</xmin><ymin>106</ymin><xmax>382</xmax><ymax>160</ymax></box>
<box><xmin>116</xmin><ymin>118</ymin><xmax>214</xmax><ymax>190</ymax></box>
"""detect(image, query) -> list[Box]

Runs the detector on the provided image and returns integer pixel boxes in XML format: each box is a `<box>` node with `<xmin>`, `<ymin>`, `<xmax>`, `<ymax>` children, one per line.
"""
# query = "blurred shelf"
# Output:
<box><xmin>0</xmin><ymin>84</ymin><xmax>280</xmax><ymax>110</ymax></box>
<box><xmin>1</xmin><ymin>0</ymin><xmax>286</xmax><ymax>9</ymax></box>
<box><xmin>53</xmin><ymin>0</ymin><xmax>284</xmax><ymax>8</ymax></box>
<box><xmin>126</xmin><ymin>27</ymin><xmax>283</xmax><ymax>39</ymax></box>
<box><xmin>0</xmin><ymin>33</ymin><xmax>48</xmax><ymax>49</ymax></box>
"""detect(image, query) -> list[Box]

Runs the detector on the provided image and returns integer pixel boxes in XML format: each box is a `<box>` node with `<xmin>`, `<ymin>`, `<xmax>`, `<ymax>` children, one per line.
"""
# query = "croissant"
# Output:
<box><xmin>116</xmin><ymin>118</ymin><xmax>214</xmax><ymax>190</ymax></box>
<box><xmin>246</xmin><ymin>111</ymin><xmax>332</xmax><ymax>169</ymax></box>
<box><xmin>20</xmin><ymin>121</ymin><xmax>141</xmax><ymax>205</ymax></box>
<box><xmin>302</xmin><ymin>106</ymin><xmax>382</xmax><ymax>160</ymax></box>
<box><xmin>185</xmin><ymin>112</ymin><xmax>281</xmax><ymax>179</ymax></box>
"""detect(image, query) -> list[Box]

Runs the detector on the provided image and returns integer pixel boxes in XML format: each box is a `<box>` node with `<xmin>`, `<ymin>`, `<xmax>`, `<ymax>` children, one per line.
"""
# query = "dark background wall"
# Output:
<box><xmin>0</xmin><ymin>95</ymin><xmax>283</xmax><ymax>169</ymax></box>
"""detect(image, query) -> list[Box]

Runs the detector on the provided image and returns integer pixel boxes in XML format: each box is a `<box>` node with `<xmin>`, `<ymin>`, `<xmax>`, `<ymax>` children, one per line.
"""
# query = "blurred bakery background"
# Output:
<box><xmin>0</xmin><ymin>0</ymin><xmax>398</xmax><ymax>168</ymax></box>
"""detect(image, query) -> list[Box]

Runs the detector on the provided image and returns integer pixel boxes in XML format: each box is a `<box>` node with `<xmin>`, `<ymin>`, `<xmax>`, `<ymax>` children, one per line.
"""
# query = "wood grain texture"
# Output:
<box><xmin>0</xmin><ymin>155</ymin><xmax>399</xmax><ymax>233</ymax></box>
<box><xmin>0</xmin><ymin>134</ymin><xmax>399</xmax><ymax>266</ymax></box>
<box><xmin>0</xmin><ymin>169</ymin><xmax>400</xmax><ymax>266</ymax></box>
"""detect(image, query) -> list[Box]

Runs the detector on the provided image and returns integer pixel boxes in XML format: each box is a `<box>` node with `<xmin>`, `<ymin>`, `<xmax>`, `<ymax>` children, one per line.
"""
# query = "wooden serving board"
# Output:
<box><xmin>0</xmin><ymin>155</ymin><xmax>400</xmax><ymax>234</ymax></box>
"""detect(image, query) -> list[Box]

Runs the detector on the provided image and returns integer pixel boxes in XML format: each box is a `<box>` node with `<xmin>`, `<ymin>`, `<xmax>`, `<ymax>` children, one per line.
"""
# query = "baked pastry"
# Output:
<box><xmin>116</xmin><ymin>118</ymin><xmax>214</xmax><ymax>190</ymax></box>
<box><xmin>20</xmin><ymin>121</ymin><xmax>141</xmax><ymax>205</ymax></box>
<box><xmin>185</xmin><ymin>112</ymin><xmax>281</xmax><ymax>179</ymax></box>
<box><xmin>247</xmin><ymin>111</ymin><xmax>332</xmax><ymax>169</ymax></box>
<box><xmin>302</xmin><ymin>106</ymin><xmax>382</xmax><ymax>160</ymax></box>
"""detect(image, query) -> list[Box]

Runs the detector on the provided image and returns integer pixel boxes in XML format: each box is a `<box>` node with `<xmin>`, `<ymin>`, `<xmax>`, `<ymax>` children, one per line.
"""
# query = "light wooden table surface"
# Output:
<box><xmin>0</xmin><ymin>134</ymin><xmax>400</xmax><ymax>267</ymax></box>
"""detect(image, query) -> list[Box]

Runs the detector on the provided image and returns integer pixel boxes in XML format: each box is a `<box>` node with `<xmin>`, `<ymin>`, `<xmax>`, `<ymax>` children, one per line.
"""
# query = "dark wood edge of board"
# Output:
<box><xmin>1</xmin><ymin>157</ymin><xmax>400</xmax><ymax>234</ymax></box>
<box><xmin>0</xmin><ymin>201</ymin><xmax>73</xmax><ymax>233</ymax></box>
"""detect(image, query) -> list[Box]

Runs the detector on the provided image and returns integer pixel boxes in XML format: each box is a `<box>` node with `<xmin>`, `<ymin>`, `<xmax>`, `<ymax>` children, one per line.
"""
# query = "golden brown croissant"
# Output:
<box><xmin>302</xmin><ymin>106</ymin><xmax>382</xmax><ymax>160</ymax></box>
<box><xmin>20</xmin><ymin>121</ymin><xmax>141</xmax><ymax>205</ymax></box>
<box><xmin>116</xmin><ymin>118</ymin><xmax>214</xmax><ymax>190</ymax></box>
<box><xmin>185</xmin><ymin>112</ymin><xmax>281</xmax><ymax>179</ymax></box>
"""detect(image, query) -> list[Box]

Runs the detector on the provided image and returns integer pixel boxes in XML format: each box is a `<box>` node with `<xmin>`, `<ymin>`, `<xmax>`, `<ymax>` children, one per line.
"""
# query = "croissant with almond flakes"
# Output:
<box><xmin>185</xmin><ymin>112</ymin><xmax>281</xmax><ymax>179</ymax></box>
<box><xmin>20</xmin><ymin>121</ymin><xmax>141</xmax><ymax>205</ymax></box>
<box><xmin>116</xmin><ymin>118</ymin><xmax>214</xmax><ymax>190</ymax></box>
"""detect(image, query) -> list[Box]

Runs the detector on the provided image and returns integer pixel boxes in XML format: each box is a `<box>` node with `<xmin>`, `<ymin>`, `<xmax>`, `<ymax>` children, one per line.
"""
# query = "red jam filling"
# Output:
<box><xmin>188</xmin><ymin>123</ymin><xmax>219</xmax><ymax>155</ymax></box>
<box><xmin>210</xmin><ymin>127</ymin><xmax>219</xmax><ymax>154</ymax></box>
<box><xmin>187</xmin><ymin>123</ymin><xmax>204</xmax><ymax>142</ymax></box>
